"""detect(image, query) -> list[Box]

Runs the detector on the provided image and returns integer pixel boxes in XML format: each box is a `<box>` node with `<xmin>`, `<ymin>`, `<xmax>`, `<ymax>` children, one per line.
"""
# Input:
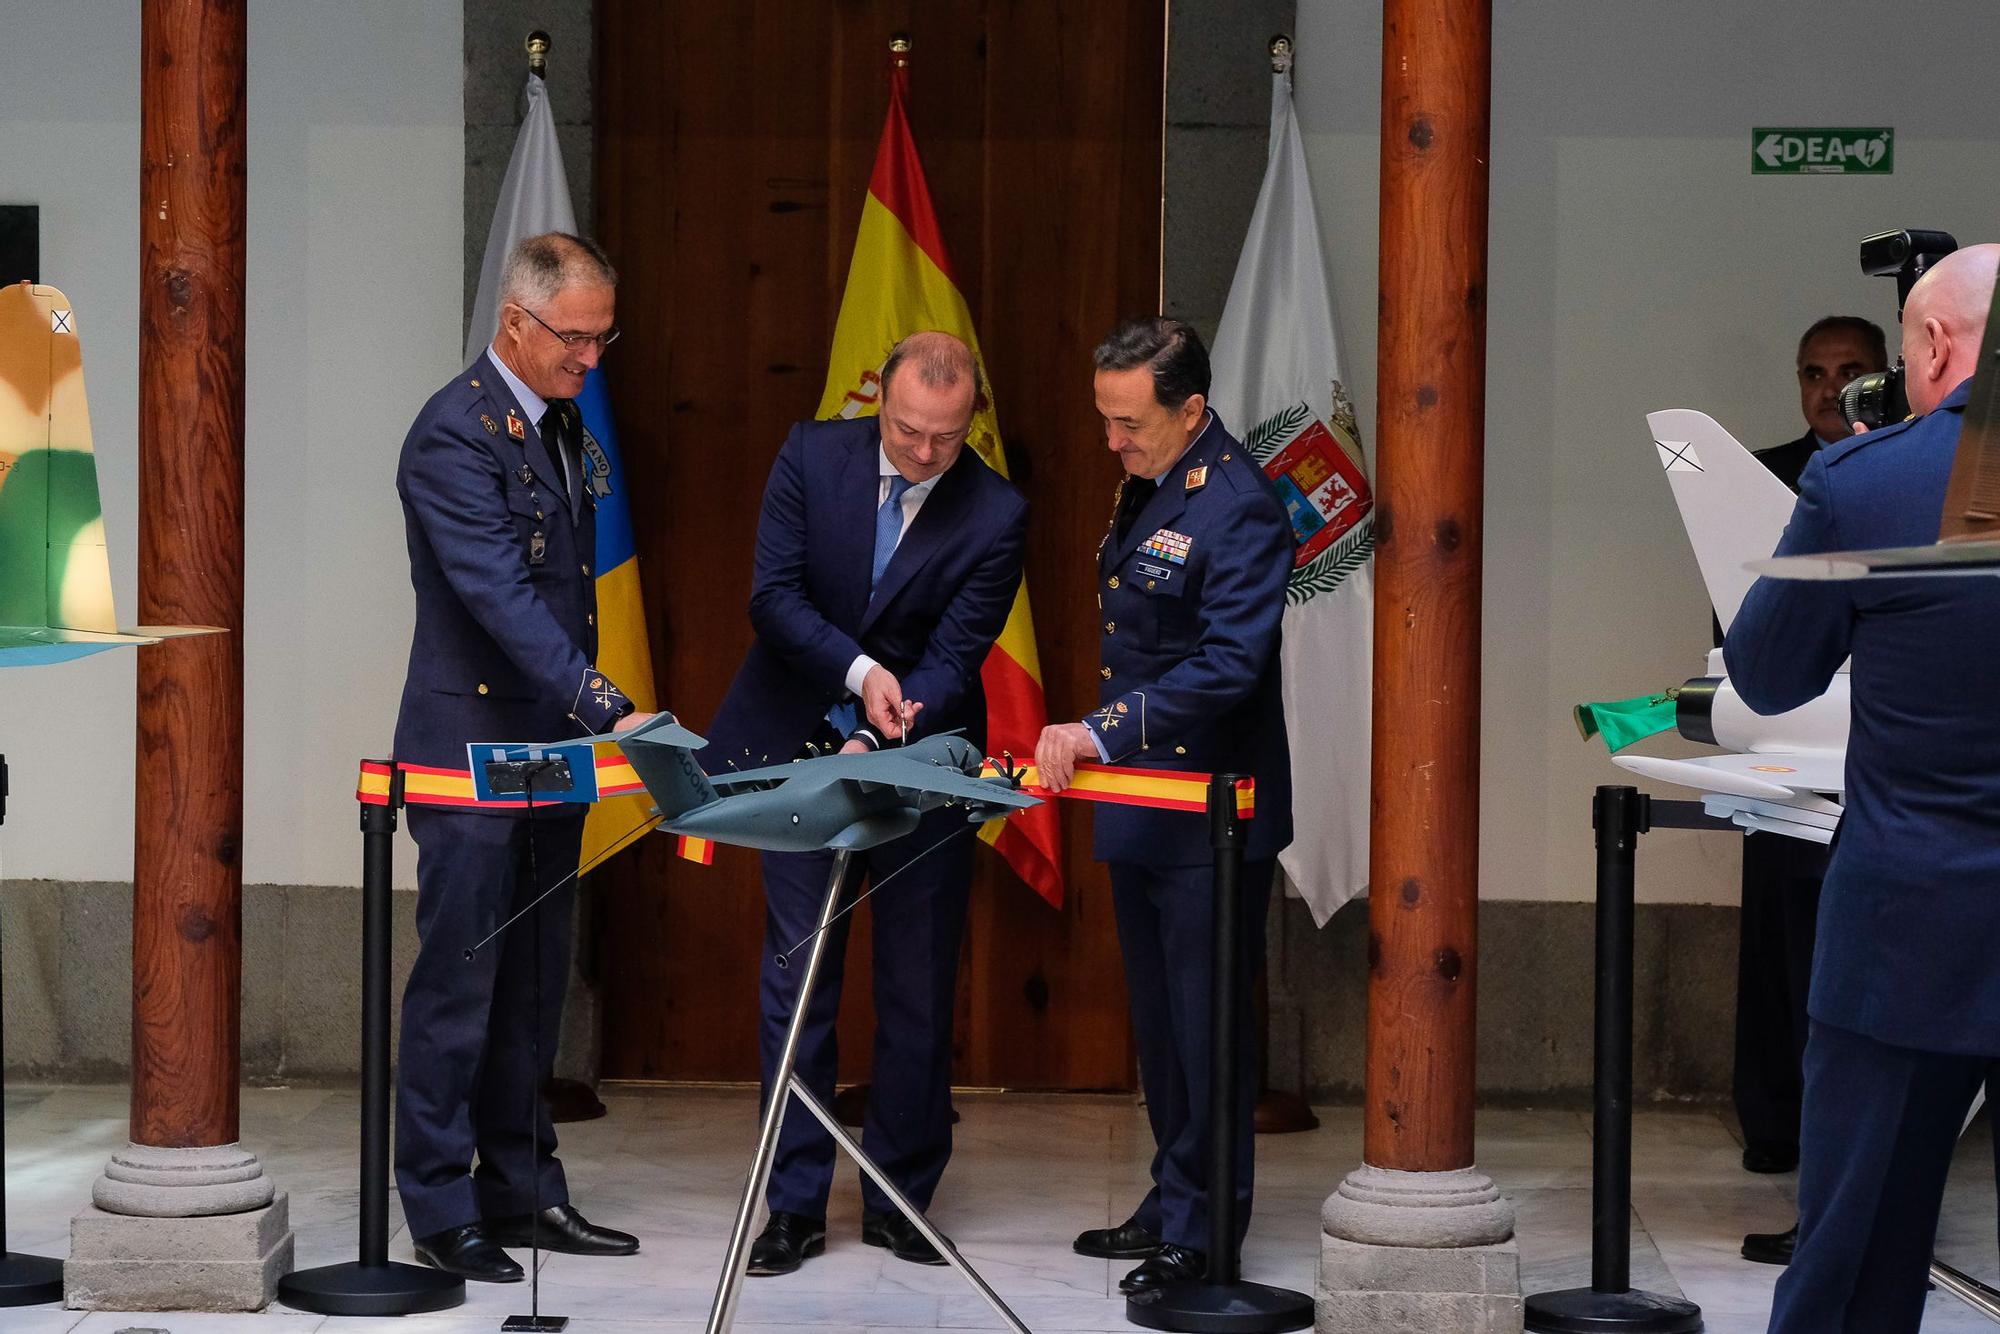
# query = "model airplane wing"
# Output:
<box><xmin>835</xmin><ymin>751</ymin><xmax>1040</xmax><ymax>811</ymax></box>
<box><xmin>1751</xmin><ymin>537</ymin><xmax>2000</xmax><ymax>580</ymax></box>
<box><xmin>0</xmin><ymin>282</ymin><xmax>221</xmax><ymax>665</ymax></box>
<box><xmin>1646</xmin><ymin>408</ymin><xmax>1799</xmax><ymax>632</ymax></box>
<box><xmin>1612</xmin><ymin>749</ymin><xmax>1844</xmax><ymax>800</ymax></box>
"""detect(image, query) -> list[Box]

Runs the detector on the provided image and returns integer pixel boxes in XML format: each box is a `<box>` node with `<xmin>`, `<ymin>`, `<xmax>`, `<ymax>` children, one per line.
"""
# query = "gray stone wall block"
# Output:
<box><xmin>278</xmin><ymin>884</ymin><xmax>372</xmax><ymax>1077</ymax></box>
<box><xmin>1169</xmin><ymin>0</ymin><xmax>1297</xmax><ymax>127</ymax></box>
<box><xmin>241</xmin><ymin>883</ymin><xmax>286</xmax><ymax>1074</ymax></box>
<box><xmin>60</xmin><ymin>881</ymin><xmax>133</xmax><ymax>1079</ymax></box>
<box><xmin>2</xmin><ymin>880</ymin><xmax>64</xmax><ymax>1072</ymax></box>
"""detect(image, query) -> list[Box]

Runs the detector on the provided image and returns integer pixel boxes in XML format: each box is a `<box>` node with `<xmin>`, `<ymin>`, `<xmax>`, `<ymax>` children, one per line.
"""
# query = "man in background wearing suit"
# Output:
<box><xmin>1730</xmin><ymin>244</ymin><xmax>2000</xmax><ymax>1333</ymax></box>
<box><xmin>1037</xmin><ymin>317</ymin><xmax>1294</xmax><ymax>1295</ymax></box>
<box><xmin>1736</xmin><ymin>316</ymin><xmax>1886</xmax><ymax>1267</ymax></box>
<box><xmin>702</xmin><ymin>331</ymin><xmax>1029</xmax><ymax>1276</ymax></box>
<box><xmin>393</xmin><ymin>233</ymin><xmax>651</xmax><ymax>1281</ymax></box>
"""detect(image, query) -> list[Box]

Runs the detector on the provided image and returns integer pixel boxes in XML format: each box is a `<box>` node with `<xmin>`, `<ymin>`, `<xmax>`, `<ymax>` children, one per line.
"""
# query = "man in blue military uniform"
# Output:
<box><xmin>1728</xmin><ymin>243</ymin><xmax>2000</xmax><ymax>1333</ymax></box>
<box><xmin>1037</xmin><ymin>316</ymin><xmax>1293</xmax><ymax>1295</ymax></box>
<box><xmin>700</xmin><ymin>331</ymin><xmax>1029</xmax><ymax>1277</ymax></box>
<box><xmin>393</xmin><ymin>232</ymin><xmax>651</xmax><ymax>1282</ymax></box>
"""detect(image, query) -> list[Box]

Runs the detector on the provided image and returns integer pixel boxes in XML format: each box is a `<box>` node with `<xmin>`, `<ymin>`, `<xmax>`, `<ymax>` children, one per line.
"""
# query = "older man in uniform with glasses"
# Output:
<box><xmin>391</xmin><ymin>231</ymin><xmax>650</xmax><ymax>1282</ymax></box>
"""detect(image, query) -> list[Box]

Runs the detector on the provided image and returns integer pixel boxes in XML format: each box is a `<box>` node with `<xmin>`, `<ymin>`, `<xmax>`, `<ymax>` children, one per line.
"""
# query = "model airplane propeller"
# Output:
<box><xmin>579</xmin><ymin>712</ymin><xmax>1040</xmax><ymax>853</ymax></box>
<box><xmin>0</xmin><ymin>281</ymin><xmax>219</xmax><ymax>665</ymax></box>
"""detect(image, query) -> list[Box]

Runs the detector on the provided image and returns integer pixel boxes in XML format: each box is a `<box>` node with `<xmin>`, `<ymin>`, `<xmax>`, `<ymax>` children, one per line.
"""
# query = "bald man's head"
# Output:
<box><xmin>1902</xmin><ymin>243</ymin><xmax>1999</xmax><ymax>416</ymax></box>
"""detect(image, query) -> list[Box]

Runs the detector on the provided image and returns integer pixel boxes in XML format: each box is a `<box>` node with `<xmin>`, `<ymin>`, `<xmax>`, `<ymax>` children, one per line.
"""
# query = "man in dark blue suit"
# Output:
<box><xmin>1037</xmin><ymin>316</ymin><xmax>1293</xmax><ymax>1295</ymax></box>
<box><xmin>701</xmin><ymin>331</ymin><xmax>1029</xmax><ymax>1276</ymax></box>
<box><xmin>1728</xmin><ymin>243</ymin><xmax>2000</xmax><ymax>1334</ymax></box>
<box><xmin>393</xmin><ymin>233</ymin><xmax>651</xmax><ymax>1281</ymax></box>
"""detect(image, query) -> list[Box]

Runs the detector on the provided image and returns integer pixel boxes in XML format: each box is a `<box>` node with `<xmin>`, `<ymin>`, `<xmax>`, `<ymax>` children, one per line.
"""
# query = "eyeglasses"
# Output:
<box><xmin>516</xmin><ymin>303</ymin><xmax>621</xmax><ymax>352</ymax></box>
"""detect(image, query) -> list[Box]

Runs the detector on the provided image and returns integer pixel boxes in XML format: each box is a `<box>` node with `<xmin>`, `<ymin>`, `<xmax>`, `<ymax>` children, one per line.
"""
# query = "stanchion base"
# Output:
<box><xmin>0</xmin><ymin>1251</ymin><xmax>64</xmax><ymax>1306</ymax></box>
<box><xmin>276</xmin><ymin>1260</ymin><xmax>465</xmax><ymax>1317</ymax></box>
<box><xmin>502</xmin><ymin>1314</ymin><xmax>569</xmax><ymax>1331</ymax></box>
<box><xmin>1524</xmin><ymin>1285</ymin><xmax>1703</xmax><ymax>1332</ymax></box>
<box><xmin>1125</xmin><ymin>1279</ymin><xmax>1314</xmax><ymax>1333</ymax></box>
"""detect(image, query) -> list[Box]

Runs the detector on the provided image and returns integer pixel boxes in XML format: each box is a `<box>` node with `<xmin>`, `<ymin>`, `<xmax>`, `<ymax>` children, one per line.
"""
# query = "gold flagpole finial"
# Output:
<box><xmin>1269</xmin><ymin>33</ymin><xmax>1294</xmax><ymax>74</ymax></box>
<box><xmin>890</xmin><ymin>34</ymin><xmax>912</xmax><ymax>68</ymax></box>
<box><xmin>526</xmin><ymin>30</ymin><xmax>552</xmax><ymax>78</ymax></box>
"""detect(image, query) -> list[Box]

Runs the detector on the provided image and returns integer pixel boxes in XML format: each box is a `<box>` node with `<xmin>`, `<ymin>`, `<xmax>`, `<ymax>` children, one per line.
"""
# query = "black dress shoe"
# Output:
<box><xmin>487</xmin><ymin>1203</ymin><xmax>639</xmax><ymax>1256</ymax></box>
<box><xmin>748</xmin><ymin>1211</ymin><xmax>826</xmax><ymax>1277</ymax></box>
<box><xmin>863</xmin><ymin>1210</ymin><xmax>947</xmax><ymax>1266</ymax></box>
<box><xmin>1742</xmin><ymin>1141</ymin><xmax>1799</xmax><ymax>1174</ymax></box>
<box><xmin>1742</xmin><ymin>1223</ymin><xmax>1797</xmax><ymax>1266</ymax></box>
<box><xmin>413</xmin><ymin>1223</ymin><xmax>524</xmax><ymax>1283</ymax></box>
<box><xmin>1120</xmin><ymin>1243</ymin><xmax>1206</xmax><ymax>1294</ymax></box>
<box><xmin>1074</xmin><ymin>1217</ymin><xmax>1163</xmax><ymax>1259</ymax></box>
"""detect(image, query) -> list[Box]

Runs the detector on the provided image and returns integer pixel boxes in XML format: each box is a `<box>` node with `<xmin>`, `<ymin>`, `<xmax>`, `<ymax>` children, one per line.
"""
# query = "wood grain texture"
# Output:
<box><xmin>593</xmin><ymin>0</ymin><xmax>1163</xmax><ymax>1088</ymax></box>
<box><xmin>1363</xmin><ymin>0</ymin><xmax>1492</xmax><ymax>1172</ymax></box>
<box><xmin>132</xmin><ymin>0</ymin><xmax>247</xmax><ymax>1149</ymax></box>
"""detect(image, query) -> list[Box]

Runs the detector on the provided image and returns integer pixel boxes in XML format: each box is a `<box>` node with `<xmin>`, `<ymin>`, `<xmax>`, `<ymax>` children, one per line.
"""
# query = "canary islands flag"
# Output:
<box><xmin>818</xmin><ymin>51</ymin><xmax>1064</xmax><ymax>907</ymax></box>
<box><xmin>466</xmin><ymin>72</ymin><xmax>658</xmax><ymax>871</ymax></box>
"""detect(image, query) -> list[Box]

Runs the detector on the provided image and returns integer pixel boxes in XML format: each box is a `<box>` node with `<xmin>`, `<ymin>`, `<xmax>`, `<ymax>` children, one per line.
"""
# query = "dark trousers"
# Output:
<box><xmin>758</xmin><ymin>814</ymin><xmax>973</xmax><ymax>1220</ymax></box>
<box><xmin>1733</xmin><ymin>832</ymin><xmax>1827</xmax><ymax>1158</ymax></box>
<box><xmin>1110</xmin><ymin>858</ymin><xmax>1273</xmax><ymax>1252</ymax></box>
<box><xmin>1769</xmin><ymin>1020</ymin><xmax>1997</xmax><ymax>1333</ymax></box>
<box><xmin>395</xmin><ymin>806</ymin><xmax>582</xmax><ymax>1239</ymax></box>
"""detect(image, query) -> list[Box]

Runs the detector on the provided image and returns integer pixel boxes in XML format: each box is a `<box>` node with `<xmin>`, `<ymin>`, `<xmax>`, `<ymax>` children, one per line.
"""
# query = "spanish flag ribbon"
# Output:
<box><xmin>356</xmin><ymin>760</ymin><xmax>1250</xmax><ymax>867</ymax></box>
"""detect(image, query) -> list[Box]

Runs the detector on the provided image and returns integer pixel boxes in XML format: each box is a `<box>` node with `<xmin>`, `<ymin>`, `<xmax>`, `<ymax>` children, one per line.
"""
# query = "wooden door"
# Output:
<box><xmin>593</xmin><ymin>0</ymin><xmax>1165</xmax><ymax>1089</ymax></box>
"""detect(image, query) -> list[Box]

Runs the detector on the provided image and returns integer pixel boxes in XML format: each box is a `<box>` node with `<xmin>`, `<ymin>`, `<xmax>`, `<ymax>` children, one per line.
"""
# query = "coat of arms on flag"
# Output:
<box><xmin>1246</xmin><ymin>389</ymin><xmax>1375</xmax><ymax>605</ymax></box>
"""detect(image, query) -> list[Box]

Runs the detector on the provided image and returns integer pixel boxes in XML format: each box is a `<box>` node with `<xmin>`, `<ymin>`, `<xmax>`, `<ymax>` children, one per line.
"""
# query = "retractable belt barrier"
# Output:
<box><xmin>355</xmin><ymin>754</ymin><xmax>1255</xmax><ymax>867</ymax></box>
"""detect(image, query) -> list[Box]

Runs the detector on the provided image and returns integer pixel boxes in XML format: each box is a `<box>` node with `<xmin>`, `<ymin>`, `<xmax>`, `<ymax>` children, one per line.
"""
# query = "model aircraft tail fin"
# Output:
<box><xmin>613</xmin><ymin>713</ymin><xmax>719</xmax><ymax>819</ymax></box>
<box><xmin>1645</xmin><ymin>409</ymin><xmax>1800</xmax><ymax>634</ymax></box>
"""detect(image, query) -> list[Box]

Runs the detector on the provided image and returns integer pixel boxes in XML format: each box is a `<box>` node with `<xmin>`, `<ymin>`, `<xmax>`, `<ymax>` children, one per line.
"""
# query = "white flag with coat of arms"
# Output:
<box><xmin>1207</xmin><ymin>48</ymin><xmax>1374</xmax><ymax>926</ymax></box>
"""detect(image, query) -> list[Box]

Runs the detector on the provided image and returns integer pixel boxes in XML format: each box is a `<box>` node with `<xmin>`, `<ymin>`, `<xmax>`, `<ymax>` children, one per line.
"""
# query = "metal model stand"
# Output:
<box><xmin>1524</xmin><ymin>787</ymin><xmax>1704</xmax><ymax>1333</ymax></box>
<box><xmin>1124</xmin><ymin>774</ymin><xmax>1312</xmax><ymax>1334</ymax></box>
<box><xmin>278</xmin><ymin>765</ymin><xmax>464</xmax><ymax>1317</ymax></box>
<box><xmin>0</xmin><ymin>755</ymin><xmax>65</xmax><ymax>1306</ymax></box>
<box><xmin>704</xmin><ymin>848</ymin><xmax>1029</xmax><ymax>1334</ymax></box>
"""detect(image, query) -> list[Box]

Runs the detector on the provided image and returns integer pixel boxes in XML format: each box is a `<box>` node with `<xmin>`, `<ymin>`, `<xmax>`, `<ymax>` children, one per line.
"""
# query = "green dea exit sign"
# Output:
<box><xmin>1752</xmin><ymin>127</ymin><xmax>1894</xmax><ymax>175</ymax></box>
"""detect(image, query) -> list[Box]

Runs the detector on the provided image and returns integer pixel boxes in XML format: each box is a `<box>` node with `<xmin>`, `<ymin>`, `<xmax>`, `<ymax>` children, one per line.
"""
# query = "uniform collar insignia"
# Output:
<box><xmin>1185</xmin><ymin>465</ymin><xmax>1208</xmax><ymax>491</ymax></box>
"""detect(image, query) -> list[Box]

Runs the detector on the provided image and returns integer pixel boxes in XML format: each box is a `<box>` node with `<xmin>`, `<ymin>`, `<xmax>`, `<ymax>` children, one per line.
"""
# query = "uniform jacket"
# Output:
<box><xmin>1088</xmin><ymin>413</ymin><xmax>1294</xmax><ymax>866</ymax></box>
<box><xmin>1727</xmin><ymin>380</ymin><xmax>2000</xmax><ymax>1055</ymax></box>
<box><xmin>700</xmin><ymin>417</ymin><xmax>1028</xmax><ymax>773</ymax></box>
<box><xmin>392</xmin><ymin>351</ymin><xmax>629</xmax><ymax>792</ymax></box>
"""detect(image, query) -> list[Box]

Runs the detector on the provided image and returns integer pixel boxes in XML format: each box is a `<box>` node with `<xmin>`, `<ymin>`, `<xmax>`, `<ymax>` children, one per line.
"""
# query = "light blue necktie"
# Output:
<box><xmin>829</xmin><ymin>475</ymin><xmax>916</xmax><ymax>738</ymax></box>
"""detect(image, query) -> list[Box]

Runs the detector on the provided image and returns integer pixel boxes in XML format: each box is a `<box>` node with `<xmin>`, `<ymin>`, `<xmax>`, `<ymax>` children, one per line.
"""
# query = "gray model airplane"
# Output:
<box><xmin>585</xmin><ymin>712</ymin><xmax>1039</xmax><ymax>852</ymax></box>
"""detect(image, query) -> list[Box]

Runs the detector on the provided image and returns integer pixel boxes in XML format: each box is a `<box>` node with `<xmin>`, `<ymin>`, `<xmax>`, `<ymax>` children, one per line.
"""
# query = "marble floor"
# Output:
<box><xmin>0</xmin><ymin>1084</ymin><xmax>1994</xmax><ymax>1333</ymax></box>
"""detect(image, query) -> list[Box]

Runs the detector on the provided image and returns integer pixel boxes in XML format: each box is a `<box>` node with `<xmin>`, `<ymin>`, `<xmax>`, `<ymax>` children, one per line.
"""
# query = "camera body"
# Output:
<box><xmin>1842</xmin><ymin>229</ymin><xmax>1959</xmax><ymax>430</ymax></box>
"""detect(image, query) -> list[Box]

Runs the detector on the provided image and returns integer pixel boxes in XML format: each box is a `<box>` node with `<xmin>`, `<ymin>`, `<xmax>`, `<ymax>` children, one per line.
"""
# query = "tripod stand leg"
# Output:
<box><xmin>704</xmin><ymin>850</ymin><xmax>853</xmax><ymax>1334</ymax></box>
<box><xmin>786</xmin><ymin>1080</ymin><xmax>1028</xmax><ymax>1334</ymax></box>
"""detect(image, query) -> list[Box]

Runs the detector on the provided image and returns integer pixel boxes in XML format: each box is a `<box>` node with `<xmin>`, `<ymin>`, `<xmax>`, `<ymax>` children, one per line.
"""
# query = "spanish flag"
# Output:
<box><xmin>818</xmin><ymin>49</ymin><xmax>1064</xmax><ymax>907</ymax></box>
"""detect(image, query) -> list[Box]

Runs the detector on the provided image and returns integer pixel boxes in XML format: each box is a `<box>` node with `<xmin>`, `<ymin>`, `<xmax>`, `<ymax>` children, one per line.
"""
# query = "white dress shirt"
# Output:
<box><xmin>843</xmin><ymin>447</ymin><xmax>945</xmax><ymax>698</ymax></box>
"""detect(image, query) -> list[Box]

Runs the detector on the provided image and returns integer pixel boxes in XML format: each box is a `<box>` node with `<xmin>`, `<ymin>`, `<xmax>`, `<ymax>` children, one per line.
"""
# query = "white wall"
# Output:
<box><xmin>1293</xmin><ymin>0</ymin><xmax>2000</xmax><ymax>903</ymax></box>
<box><xmin>0</xmin><ymin>1</ymin><xmax>461</xmax><ymax>888</ymax></box>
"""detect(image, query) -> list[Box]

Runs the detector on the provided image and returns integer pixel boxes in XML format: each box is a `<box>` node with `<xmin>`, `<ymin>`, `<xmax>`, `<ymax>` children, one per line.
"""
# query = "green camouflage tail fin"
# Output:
<box><xmin>0</xmin><ymin>282</ymin><xmax>216</xmax><ymax>666</ymax></box>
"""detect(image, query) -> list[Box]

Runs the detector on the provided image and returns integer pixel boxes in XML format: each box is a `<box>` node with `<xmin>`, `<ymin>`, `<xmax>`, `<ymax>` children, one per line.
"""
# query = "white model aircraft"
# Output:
<box><xmin>1607</xmin><ymin>410</ymin><xmax>1845</xmax><ymax>843</ymax></box>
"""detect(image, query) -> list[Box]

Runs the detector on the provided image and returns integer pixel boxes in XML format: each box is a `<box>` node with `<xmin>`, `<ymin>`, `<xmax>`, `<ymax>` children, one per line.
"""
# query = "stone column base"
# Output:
<box><xmin>1317</xmin><ymin>1165</ymin><xmax>1522</xmax><ymax>1334</ymax></box>
<box><xmin>65</xmin><ymin>1193</ymin><xmax>293</xmax><ymax>1311</ymax></box>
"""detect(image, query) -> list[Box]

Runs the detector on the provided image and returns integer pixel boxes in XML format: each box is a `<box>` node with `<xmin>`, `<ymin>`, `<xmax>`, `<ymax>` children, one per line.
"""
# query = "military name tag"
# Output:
<box><xmin>1136</xmin><ymin>561</ymin><xmax>1172</xmax><ymax>581</ymax></box>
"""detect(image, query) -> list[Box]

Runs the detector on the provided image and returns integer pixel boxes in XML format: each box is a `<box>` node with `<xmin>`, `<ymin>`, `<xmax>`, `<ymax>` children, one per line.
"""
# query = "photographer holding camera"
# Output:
<box><xmin>1727</xmin><ymin>241</ymin><xmax>2000</xmax><ymax>1333</ymax></box>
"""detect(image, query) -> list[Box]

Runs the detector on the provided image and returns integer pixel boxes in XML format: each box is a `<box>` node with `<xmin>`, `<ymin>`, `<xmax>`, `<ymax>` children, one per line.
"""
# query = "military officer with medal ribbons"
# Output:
<box><xmin>1037</xmin><ymin>316</ymin><xmax>1295</xmax><ymax>1296</ymax></box>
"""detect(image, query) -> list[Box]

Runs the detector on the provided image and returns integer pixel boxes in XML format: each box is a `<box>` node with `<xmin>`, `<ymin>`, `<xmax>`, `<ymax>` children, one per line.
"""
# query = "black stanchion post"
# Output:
<box><xmin>1523</xmin><ymin>785</ymin><xmax>1701</xmax><ymax>1333</ymax></box>
<box><xmin>1126</xmin><ymin>774</ymin><xmax>1312</xmax><ymax>1334</ymax></box>
<box><xmin>0</xmin><ymin>754</ymin><xmax>65</xmax><ymax>1306</ymax></box>
<box><xmin>279</xmin><ymin>765</ymin><xmax>464</xmax><ymax>1316</ymax></box>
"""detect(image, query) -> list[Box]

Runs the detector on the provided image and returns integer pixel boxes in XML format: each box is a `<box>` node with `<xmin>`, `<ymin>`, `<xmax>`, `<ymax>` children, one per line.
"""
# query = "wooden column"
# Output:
<box><xmin>1363</xmin><ymin>0</ymin><xmax>1492</xmax><ymax>1174</ymax></box>
<box><xmin>133</xmin><ymin>0</ymin><xmax>247</xmax><ymax>1152</ymax></box>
